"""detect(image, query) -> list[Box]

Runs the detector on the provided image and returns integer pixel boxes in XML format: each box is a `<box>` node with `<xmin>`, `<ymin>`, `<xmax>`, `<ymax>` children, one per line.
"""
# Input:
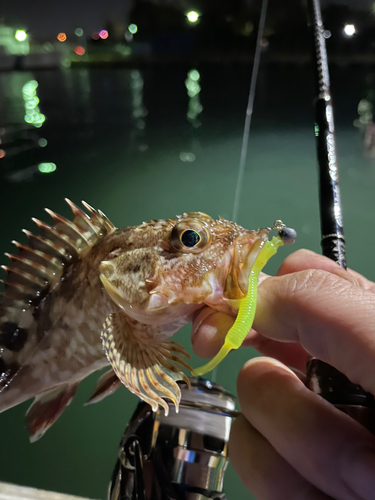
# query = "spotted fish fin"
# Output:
<box><xmin>100</xmin><ymin>313</ymin><xmax>191</xmax><ymax>416</ymax></box>
<box><xmin>26</xmin><ymin>383</ymin><xmax>78</xmax><ymax>442</ymax></box>
<box><xmin>85</xmin><ymin>369</ymin><xmax>121</xmax><ymax>406</ymax></box>
<box><xmin>0</xmin><ymin>199</ymin><xmax>115</xmax><ymax>393</ymax></box>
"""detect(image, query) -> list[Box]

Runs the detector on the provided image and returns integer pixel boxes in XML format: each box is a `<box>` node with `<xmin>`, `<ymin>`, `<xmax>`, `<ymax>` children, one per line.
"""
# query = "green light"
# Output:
<box><xmin>186</xmin><ymin>11</ymin><xmax>199</xmax><ymax>23</ymax></box>
<box><xmin>38</xmin><ymin>162</ymin><xmax>56</xmax><ymax>173</ymax></box>
<box><xmin>179</xmin><ymin>152</ymin><xmax>196</xmax><ymax>162</ymax></box>
<box><xmin>75</xmin><ymin>28</ymin><xmax>84</xmax><ymax>37</ymax></box>
<box><xmin>25</xmin><ymin>97</ymin><xmax>40</xmax><ymax>110</ymax></box>
<box><xmin>22</xmin><ymin>80</ymin><xmax>45</xmax><ymax>128</ymax></box>
<box><xmin>185</xmin><ymin>80</ymin><xmax>200</xmax><ymax>97</ymax></box>
<box><xmin>128</xmin><ymin>24</ymin><xmax>138</xmax><ymax>34</ymax></box>
<box><xmin>189</xmin><ymin>69</ymin><xmax>200</xmax><ymax>81</ymax></box>
<box><xmin>15</xmin><ymin>30</ymin><xmax>27</xmax><ymax>41</ymax></box>
<box><xmin>38</xmin><ymin>138</ymin><xmax>48</xmax><ymax>147</ymax></box>
<box><xmin>23</xmin><ymin>80</ymin><xmax>38</xmax><ymax>94</ymax></box>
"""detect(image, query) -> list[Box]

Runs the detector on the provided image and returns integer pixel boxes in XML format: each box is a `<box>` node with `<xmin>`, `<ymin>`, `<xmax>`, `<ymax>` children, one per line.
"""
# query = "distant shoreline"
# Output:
<box><xmin>2</xmin><ymin>51</ymin><xmax>375</xmax><ymax>72</ymax></box>
<box><xmin>68</xmin><ymin>52</ymin><xmax>375</xmax><ymax>68</ymax></box>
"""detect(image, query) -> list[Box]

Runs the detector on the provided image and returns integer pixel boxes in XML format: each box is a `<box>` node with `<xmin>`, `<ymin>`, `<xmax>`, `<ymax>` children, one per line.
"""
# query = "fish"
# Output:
<box><xmin>0</xmin><ymin>199</ymin><xmax>288</xmax><ymax>441</ymax></box>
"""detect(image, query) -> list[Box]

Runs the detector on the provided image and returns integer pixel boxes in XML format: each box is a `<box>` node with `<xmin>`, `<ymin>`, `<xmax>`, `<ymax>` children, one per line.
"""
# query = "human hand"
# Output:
<box><xmin>191</xmin><ymin>249</ymin><xmax>375</xmax><ymax>499</ymax></box>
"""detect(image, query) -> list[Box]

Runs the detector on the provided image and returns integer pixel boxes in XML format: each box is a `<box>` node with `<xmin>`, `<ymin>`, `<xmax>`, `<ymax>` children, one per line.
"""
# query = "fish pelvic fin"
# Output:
<box><xmin>26</xmin><ymin>383</ymin><xmax>78</xmax><ymax>442</ymax></box>
<box><xmin>85</xmin><ymin>369</ymin><xmax>121</xmax><ymax>406</ymax></box>
<box><xmin>100</xmin><ymin>313</ymin><xmax>191</xmax><ymax>416</ymax></box>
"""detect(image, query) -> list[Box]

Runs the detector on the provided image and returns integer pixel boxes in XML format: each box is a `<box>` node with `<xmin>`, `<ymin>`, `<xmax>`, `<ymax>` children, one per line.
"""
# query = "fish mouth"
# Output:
<box><xmin>223</xmin><ymin>228</ymin><xmax>270</xmax><ymax>300</ymax></box>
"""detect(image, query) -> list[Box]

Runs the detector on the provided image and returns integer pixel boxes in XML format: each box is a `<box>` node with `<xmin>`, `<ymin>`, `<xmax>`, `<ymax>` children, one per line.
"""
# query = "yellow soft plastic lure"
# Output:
<box><xmin>192</xmin><ymin>224</ymin><xmax>296</xmax><ymax>376</ymax></box>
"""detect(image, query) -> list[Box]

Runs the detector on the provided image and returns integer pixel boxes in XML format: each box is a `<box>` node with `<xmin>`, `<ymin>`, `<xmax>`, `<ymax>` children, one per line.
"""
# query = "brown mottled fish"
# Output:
<box><xmin>0</xmin><ymin>200</ymin><xmax>280</xmax><ymax>441</ymax></box>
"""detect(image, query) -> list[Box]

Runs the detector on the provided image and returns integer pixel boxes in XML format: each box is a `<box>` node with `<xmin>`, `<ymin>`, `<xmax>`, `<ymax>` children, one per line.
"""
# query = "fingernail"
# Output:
<box><xmin>191</xmin><ymin>308</ymin><xmax>216</xmax><ymax>343</ymax></box>
<box><xmin>244</xmin><ymin>357</ymin><xmax>300</xmax><ymax>379</ymax></box>
<box><xmin>342</xmin><ymin>448</ymin><xmax>375</xmax><ymax>499</ymax></box>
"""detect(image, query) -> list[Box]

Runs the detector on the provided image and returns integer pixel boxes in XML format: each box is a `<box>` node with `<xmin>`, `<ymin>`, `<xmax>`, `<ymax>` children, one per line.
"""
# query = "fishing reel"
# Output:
<box><xmin>306</xmin><ymin>359</ymin><xmax>375</xmax><ymax>434</ymax></box>
<box><xmin>107</xmin><ymin>378</ymin><xmax>237</xmax><ymax>500</ymax></box>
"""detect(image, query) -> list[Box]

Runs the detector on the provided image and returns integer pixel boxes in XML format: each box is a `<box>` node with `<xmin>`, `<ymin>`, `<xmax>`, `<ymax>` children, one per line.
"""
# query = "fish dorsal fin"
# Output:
<box><xmin>100</xmin><ymin>312</ymin><xmax>191</xmax><ymax>415</ymax></box>
<box><xmin>0</xmin><ymin>200</ymin><xmax>115</xmax><ymax>388</ymax></box>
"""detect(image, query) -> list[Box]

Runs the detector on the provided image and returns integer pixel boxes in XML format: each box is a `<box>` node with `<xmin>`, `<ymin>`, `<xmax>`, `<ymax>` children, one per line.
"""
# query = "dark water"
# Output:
<box><xmin>0</xmin><ymin>64</ymin><xmax>374</xmax><ymax>499</ymax></box>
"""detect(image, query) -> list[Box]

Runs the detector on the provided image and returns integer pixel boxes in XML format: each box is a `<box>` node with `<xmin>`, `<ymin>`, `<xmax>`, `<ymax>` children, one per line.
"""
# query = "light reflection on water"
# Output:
<box><xmin>180</xmin><ymin>68</ymin><xmax>203</xmax><ymax>164</ymax></box>
<box><xmin>0</xmin><ymin>65</ymin><xmax>374</xmax><ymax>500</ymax></box>
<box><xmin>130</xmin><ymin>69</ymin><xmax>148</xmax><ymax>152</ymax></box>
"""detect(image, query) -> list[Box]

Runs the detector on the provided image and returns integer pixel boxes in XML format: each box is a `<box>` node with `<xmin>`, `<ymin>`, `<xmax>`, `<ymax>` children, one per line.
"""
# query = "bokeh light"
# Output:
<box><xmin>185</xmin><ymin>69</ymin><xmax>203</xmax><ymax>128</ymax></box>
<box><xmin>22</xmin><ymin>81</ymin><xmax>46</xmax><ymax>128</ymax></box>
<box><xmin>99</xmin><ymin>30</ymin><xmax>108</xmax><ymax>39</ymax></box>
<box><xmin>0</xmin><ymin>150</ymin><xmax>5</xmax><ymax>159</ymax></box>
<box><xmin>74</xmin><ymin>46</ymin><xmax>85</xmax><ymax>55</ymax></box>
<box><xmin>15</xmin><ymin>30</ymin><xmax>27</xmax><ymax>41</ymax></box>
<box><xmin>189</xmin><ymin>69</ymin><xmax>200</xmax><ymax>82</ymax></box>
<box><xmin>38</xmin><ymin>138</ymin><xmax>48</xmax><ymax>147</ymax></box>
<box><xmin>57</xmin><ymin>32</ymin><xmax>67</xmax><ymax>42</ymax></box>
<box><xmin>344</xmin><ymin>24</ymin><xmax>356</xmax><ymax>37</ymax></box>
<box><xmin>185</xmin><ymin>69</ymin><xmax>201</xmax><ymax>98</ymax></box>
<box><xmin>75</xmin><ymin>28</ymin><xmax>84</xmax><ymax>37</ymax></box>
<box><xmin>128</xmin><ymin>24</ymin><xmax>138</xmax><ymax>34</ymax></box>
<box><xmin>92</xmin><ymin>32</ymin><xmax>100</xmax><ymax>40</ymax></box>
<box><xmin>186</xmin><ymin>11</ymin><xmax>199</xmax><ymax>23</ymax></box>
<box><xmin>38</xmin><ymin>163</ymin><xmax>57</xmax><ymax>174</ymax></box>
<box><xmin>179</xmin><ymin>152</ymin><xmax>196</xmax><ymax>162</ymax></box>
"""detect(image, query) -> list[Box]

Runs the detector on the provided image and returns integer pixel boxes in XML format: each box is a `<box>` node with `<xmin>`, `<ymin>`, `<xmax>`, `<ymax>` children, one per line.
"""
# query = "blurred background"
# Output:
<box><xmin>1</xmin><ymin>0</ymin><xmax>375</xmax><ymax>498</ymax></box>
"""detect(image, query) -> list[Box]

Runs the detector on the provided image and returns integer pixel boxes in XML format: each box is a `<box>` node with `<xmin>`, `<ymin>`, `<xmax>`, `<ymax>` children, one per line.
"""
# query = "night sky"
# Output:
<box><xmin>1</xmin><ymin>0</ymin><xmax>373</xmax><ymax>39</ymax></box>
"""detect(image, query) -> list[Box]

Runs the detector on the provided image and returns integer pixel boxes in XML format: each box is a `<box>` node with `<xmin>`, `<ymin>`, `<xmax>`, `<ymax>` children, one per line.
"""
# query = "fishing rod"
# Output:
<box><xmin>305</xmin><ymin>0</ymin><xmax>375</xmax><ymax>432</ymax></box>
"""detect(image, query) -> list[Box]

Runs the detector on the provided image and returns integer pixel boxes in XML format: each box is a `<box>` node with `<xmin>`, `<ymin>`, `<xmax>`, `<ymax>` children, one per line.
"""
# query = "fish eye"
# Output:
<box><xmin>180</xmin><ymin>229</ymin><xmax>201</xmax><ymax>248</ymax></box>
<box><xmin>170</xmin><ymin>219</ymin><xmax>211</xmax><ymax>253</ymax></box>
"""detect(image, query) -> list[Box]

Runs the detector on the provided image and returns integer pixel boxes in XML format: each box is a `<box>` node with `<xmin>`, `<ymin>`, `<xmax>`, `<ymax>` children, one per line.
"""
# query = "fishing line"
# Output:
<box><xmin>231</xmin><ymin>0</ymin><xmax>269</xmax><ymax>222</ymax></box>
<box><xmin>212</xmin><ymin>0</ymin><xmax>269</xmax><ymax>385</ymax></box>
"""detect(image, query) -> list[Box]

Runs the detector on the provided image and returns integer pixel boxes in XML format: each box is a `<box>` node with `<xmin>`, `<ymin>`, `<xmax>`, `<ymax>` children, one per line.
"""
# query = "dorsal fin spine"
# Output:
<box><xmin>4</xmin><ymin>254</ymin><xmax>55</xmax><ymax>283</ymax></box>
<box><xmin>44</xmin><ymin>209</ymin><xmax>91</xmax><ymax>248</ymax></box>
<box><xmin>65</xmin><ymin>199</ymin><xmax>101</xmax><ymax>237</ymax></box>
<box><xmin>11</xmin><ymin>242</ymin><xmax>62</xmax><ymax>272</ymax></box>
<box><xmin>31</xmin><ymin>218</ymin><xmax>77</xmax><ymax>256</ymax></box>
<box><xmin>1</xmin><ymin>281</ymin><xmax>32</xmax><ymax>298</ymax></box>
<box><xmin>22</xmin><ymin>230</ymin><xmax>68</xmax><ymax>260</ymax></box>
<box><xmin>97</xmin><ymin>209</ymin><xmax>115</xmax><ymax>232</ymax></box>
<box><xmin>1</xmin><ymin>265</ymin><xmax>47</xmax><ymax>289</ymax></box>
<box><xmin>81</xmin><ymin>201</ymin><xmax>116</xmax><ymax>234</ymax></box>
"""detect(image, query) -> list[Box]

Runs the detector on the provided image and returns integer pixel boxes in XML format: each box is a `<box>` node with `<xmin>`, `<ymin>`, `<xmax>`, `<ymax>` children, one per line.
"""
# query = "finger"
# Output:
<box><xmin>191</xmin><ymin>308</ymin><xmax>234</xmax><ymax>358</ymax></box>
<box><xmin>192</xmin><ymin>249</ymin><xmax>375</xmax><ymax>375</ymax></box>
<box><xmin>277</xmin><ymin>249</ymin><xmax>375</xmax><ymax>292</ymax></box>
<box><xmin>230</xmin><ymin>415</ymin><xmax>333</xmax><ymax>500</ymax></box>
<box><xmin>242</xmin><ymin>333</ymin><xmax>309</xmax><ymax>373</ymax></box>
<box><xmin>191</xmin><ymin>306</ymin><xmax>310</xmax><ymax>371</ymax></box>
<box><xmin>237</xmin><ymin>357</ymin><xmax>375</xmax><ymax>500</ymax></box>
<box><xmin>191</xmin><ymin>249</ymin><xmax>361</xmax><ymax>361</ymax></box>
<box><xmin>255</xmin><ymin>269</ymin><xmax>375</xmax><ymax>395</ymax></box>
<box><xmin>191</xmin><ymin>269</ymin><xmax>271</xmax><ymax>358</ymax></box>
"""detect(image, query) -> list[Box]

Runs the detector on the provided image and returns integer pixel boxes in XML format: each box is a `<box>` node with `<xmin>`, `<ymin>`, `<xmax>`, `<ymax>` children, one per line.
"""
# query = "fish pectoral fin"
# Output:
<box><xmin>26</xmin><ymin>383</ymin><xmax>78</xmax><ymax>443</ymax></box>
<box><xmin>85</xmin><ymin>369</ymin><xmax>121</xmax><ymax>406</ymax></box>
<box><xmin>100</xmin><ymin>313</ymin><xmax>191</xmax><ymax>416</ymax></box>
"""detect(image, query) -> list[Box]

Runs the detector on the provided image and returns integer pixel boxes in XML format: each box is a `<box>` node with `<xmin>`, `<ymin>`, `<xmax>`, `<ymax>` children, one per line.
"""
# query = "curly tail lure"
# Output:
<box><xmin>192</xmin><ymin>223</ymin><xmax>296</xmax><ymax>376</ymax></box>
